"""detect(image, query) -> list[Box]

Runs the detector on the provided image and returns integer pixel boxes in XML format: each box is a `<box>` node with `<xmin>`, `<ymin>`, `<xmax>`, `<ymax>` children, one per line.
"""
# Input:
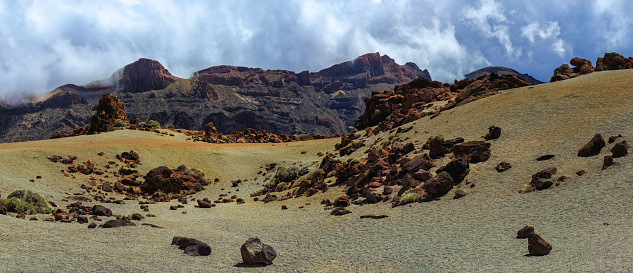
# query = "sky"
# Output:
<box><xmin>1</xmin><ymin>0</ymin><xmax>632</xmax><ymax>100</ymax></box>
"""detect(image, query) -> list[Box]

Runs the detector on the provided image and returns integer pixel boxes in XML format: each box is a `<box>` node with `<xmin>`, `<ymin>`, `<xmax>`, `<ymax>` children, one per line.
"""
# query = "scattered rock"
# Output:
<box><xmin>495</xmin><ymin>162</ymin><xmax>512</xmax><ymax>172</ymax></box>
<box><xmin>360</xmin><ymin>214</ymin><xmax>389</xmax><ymax>219</ymax></box>
<box><xmin>240</xmin><ymin>237</ymin><xmax>277</xmax><ymax>265</ymax></box>
<box><xmin>611</xmin><ymin>141</ymin><xmax>629</xmax><ymax>158</ymax></box>
<box><xmin>281</xmin><ymin>205</ymin><xmax>288</xmax><ymax>210</ymax></box>
<box><xmin>172</xmin><ymin>236</ymin><xmax>212</xmax><ymax>256</ymax></box>
<box><xmin>101</xmin><ymin>219</ymin><xmax>136</xmax><ymax>228</ymax></box>
<box><xmin>333</xmin><ymin>196</ymin><xmax>350</xmax><ymax>207</ymax></box>
<box><xmin>452</xmin><ymin>141</ymin><xmax>491</xmax><ymax>163</ymax></box>
<box><xmin>330</xmin><ymin>207</ymin><xmax>352</xmax><ymax>216</ymax></box>
<box><xmin>131</xmin><ymin>213</ymin><xmax>145</xmax><ymax>221</ymax></box>
<box><xmin>530</xmin><ymin>167</ymin><xmax>557</xmax><ymax>191</ymax></box>
<box><xmin>602</xmin><ymin>155</ymin><xmax>614</xmax><ymax>170</ymax></box>
<box><xmin>576</xmin><ymin>170</ymin><xmax>586</xmax><ymax>176</ymax></box>
<box><xmin>608</xmin><ymin>134</ymin><xmax>622</xmax><ymax>144</ymax></box>
<box><xmin>197</xmin><ymin>199</ymin><xmax>213</xmax><ymax>208</ymax></box>
<box><xmin>527</xmin><ymin>233</ymin><xmax>552</xmax><ymax>256</ymax></box>
<box><xmin>92</xmin><ymin>205</ymin><xmax>113</xmax><ymax>217</ymax></box>
<box><xmin>142</xmin><ymin>223</ymin><xmax>164</xmax><ymax>228</ymax></box>
<box><xmin>577</xmin><ymin>134</ymin><xmax>605</xmax><ymax>157</ymax></box>
<box><xmin>517</xmin><ymin>226</ymin><xmax>534</xmax><ymax>238</ymax></box>
<box><xmin>88</xmin><ymin>223</ymin><xmax>97</xmax><ymax>228</ymax></box>
<box><xmin>422</xmin><ymin>171</ymin><xmax>454</xmax><ymax>197</ymax></box>
<box><xmin>484</xmin><ymin>126</ymin><xmax>501</xmax><ymax>140</ymax></box>
<box><xmin>453</xmin><ymin>189</ymin><xmax>467</xmax><ymax>199</ymax></box>
<box><xmin>436</xmin><ymin>157</ymin><xmax>469</xmax><ymax>184</ymax></box>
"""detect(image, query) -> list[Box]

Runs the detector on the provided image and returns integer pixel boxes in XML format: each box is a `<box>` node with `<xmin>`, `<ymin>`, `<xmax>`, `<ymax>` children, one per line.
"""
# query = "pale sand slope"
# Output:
<box><xmin>1</xmin><ymin>70</ymin><xmax>633</xmax><ymax>272</ymax></box>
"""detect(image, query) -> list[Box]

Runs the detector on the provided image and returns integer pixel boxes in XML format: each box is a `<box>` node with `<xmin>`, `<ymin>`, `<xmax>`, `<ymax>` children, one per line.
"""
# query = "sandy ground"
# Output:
<box><xmin>1</xmin><ymin>70</ymin><xmax>633</xmax><ymax>272</ymax></box>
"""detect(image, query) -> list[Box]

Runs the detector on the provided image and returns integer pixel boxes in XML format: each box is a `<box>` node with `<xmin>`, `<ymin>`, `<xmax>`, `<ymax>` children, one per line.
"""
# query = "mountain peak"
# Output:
<box><xmin>118</xmin><ymin>58</ymin><xmax>177</xmax><ymax>93</ymax></box>
<box><xmin>465</xmin><ymin>66</ymin><xmax>543</xmax><ymax>84</ymax></box>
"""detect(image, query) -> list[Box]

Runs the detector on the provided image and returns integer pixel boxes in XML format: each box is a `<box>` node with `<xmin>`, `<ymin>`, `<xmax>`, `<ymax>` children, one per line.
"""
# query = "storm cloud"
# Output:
<box><xmin>1</xmin><ymin>0</ymin><xmax>632</xmax><ymax>99</ymax></box>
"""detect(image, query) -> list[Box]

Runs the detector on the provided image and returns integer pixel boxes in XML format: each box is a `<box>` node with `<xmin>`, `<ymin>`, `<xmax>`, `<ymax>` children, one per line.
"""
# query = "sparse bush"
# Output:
<box><xmin>348</xmin><ymin>158</ymin><xmax>361</xmax><ymax>166</ymax></box>
<box><xmin>293</xmin><ymin>169</ymin><xmax>325</xmax><ymax>188</ymax></box>
<box><xmin>295</xmin><ymin>134</ymin><xmax>314</xmax><ymax>141</ymax></box>
<box><xmin>264</xmin><ymin>166</ymin><xmax>301</xmax><ymax>189</ymax></box>
<box><xmin>148</xmin><ymin>120</ymin><xmax>161</xmax><ymax>128</ymax></box>
<box><xmin>423</xmin><ymin>135</ymin><xmax>445</xmax><ymax>150</ymax></box>
<box><xmin>399</xmin><ymin>191</ymin><xmax>421</xmax><ymax>205</ymax></box>
<box><xmin>114</xmin><ymin>119</ymin><xmax>127</xmax><ymax>128</ymax></box>
<box><xmin>1</xmin><ymin>190</ymin><xmax>50</xmax><ymax>213</ymax></box>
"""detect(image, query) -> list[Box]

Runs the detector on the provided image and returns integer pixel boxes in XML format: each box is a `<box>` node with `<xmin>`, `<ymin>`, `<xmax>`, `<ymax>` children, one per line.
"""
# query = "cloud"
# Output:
<box><xmin>0</xmin><ymin>0</ymin><xmax>632</xmax><ymax>100</ymax></box>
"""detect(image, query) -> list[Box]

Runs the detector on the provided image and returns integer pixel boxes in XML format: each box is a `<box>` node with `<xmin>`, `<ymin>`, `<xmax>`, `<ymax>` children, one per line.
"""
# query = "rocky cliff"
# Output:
<box><xmin>0</xmin><ymin>53</ymin><xmax>430</xmax><ymax>143</ymax></box>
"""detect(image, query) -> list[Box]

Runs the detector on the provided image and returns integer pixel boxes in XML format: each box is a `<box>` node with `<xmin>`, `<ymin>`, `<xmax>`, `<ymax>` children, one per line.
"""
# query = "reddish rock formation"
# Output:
<box><xmin>240</xmin><ymin>237</ymin><xmax>277</xmax><ymax>265</ymax></box>
<box><xmin>577</xmin><ymin>134</ymin><xmax>605</xmax><ymax>157</ymax></box>
<box><xmin>118</xmin><ymin>58</ymin><xmax>176</xmax><ymax>93</ymax></box>
<box><xmin>595</xmin><ymin>52</ymin><xmax>633</xmax><ymax>71</ymax></box>
<box><xmin>550</xmin><ymin>53</ymin><xmax>633</xmax><ymax>82</ymax></box>
<box><xmin>141</xmin><ymin>165</ymin><xmax>209</xmax><ymax>199</ymax></box>
<box><xmin>356</xmin><ymin>73</ymin><xmax>530</xmax><ymax>133</ymax></box>
<box><xmin>452</xmin><ymin>141</ymin><xmax>491</xmax><ymax>163</ymax></box>
<box><xmin>87</xmin><ymin>94</ymin><xmax>128</xmax><ymax>134</ymax></box>
<box><xmin>422</xmin><ymin>171</ymin><xmax>454</xmax><ymax>197</ymax></box>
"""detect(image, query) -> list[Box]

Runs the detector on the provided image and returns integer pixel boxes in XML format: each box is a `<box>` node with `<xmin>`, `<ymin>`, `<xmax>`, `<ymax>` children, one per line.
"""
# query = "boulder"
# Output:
<box><xmin>197</xmin><ymin>199</ymin><xmax>213</xmax><ymax>208</ymax></box>
<box><xmin>101</xmin><ymin>219</ymin><xmax>136</xmax><ymax>228</ymax></box>
<box><xmin>611</xmin><ymin>141</ymin><xmax>629</xmax><ymax>158</ymax></box>
<box><xmin>452</xmin><ymin>141</ymin><xmax>491</xmax><ymax>163</ymax></box>
<box><xmin>517</xmin><ymin>226</ymin><xmax>534</xmax><ymax>238</ymax></box>
<box><xmin>172</xmin><ymin>236</ymin><xmax>212</xmax><ymax>256</ymax></box>
<box><xmin>365</xmin><ymin>189</ymin><xmax>383</xmax><ymax>204</ymax></box>
<box><xmin>484</xmin><ymin>126</ymin><xmax>501</xmax><ymax>140</ymax></box>
<box><xmin>602</xmin><ymin>155</ymin><xmax>614</xmax><ymax>170</ymax></box>
<box><xmin>436</xmin><ymin>157</ymin><xmax>469</xmax><ymax>184</ymax></box>
<box><xmin>530</xmin><ymin>167</ymin><xmax>557</xmax><ymax>191</ymax></box>
<box><xmin>527</xmin><ymin>233</ymin><xmax>552</xmax><ymax>256</ymax></box>
<box><xmin>495</xmin><ymin>161</ymin><xmax>512</xmax><ymax>172</ymax></box>
<box><xmin>330</xmin><ymin>207</ymin><xmax>352</xmax><ymax>216</ymax></box>
<box><xmin>577</xmin><ymin>134</ymin><xmax>605</xmax><ymax>157</ymax></box>
<box><xmin>92</xmin><ymin>205</ymin><xmax>113</xmax><ymax>217</ymax></box>
<box><xmin>453</xmin><ymin>189</ymin><xmax>467</xmax><ymax>199</ymax></box>
<box><xmin>240</xmin><ymin>237</ymin><xmax>277</xmax><ymax>265</ymax></box>
<box><xmin>422</xmin><ymin>171</ymin><xmax>454</xmax><ymax>197</ymax></box>
<box><xmin>333</xmin><ymin>196</ymin><xmax>350</xmax><ymax>207</ymax></box>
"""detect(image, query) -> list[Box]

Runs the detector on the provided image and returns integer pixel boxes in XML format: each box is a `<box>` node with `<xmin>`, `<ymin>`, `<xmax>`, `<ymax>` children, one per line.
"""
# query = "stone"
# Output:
<box><xmin>172</xmin><ymin>236</ymin><xmax>212</xmax><ymax>256</ymax></box>
<box><xmin>452</xmin><ymin>141</ymin><xmax>491</xmax><ymax>163</ymax></box>
<box><xmin>530</xmin><ymin>167</ymin><xmax>557</xmax><ymax>191</ymax></box>
<box><xmin>577</xmin><ymin>134</ymin><xmax>605</xmax><ymax>157</ymax></box>
<box><xmin>453</xmin><ymin>189</ymin><xmax>467</xmax><ymax>199</ymax></box>
<box><xmin>240</xmin><ymin>237</ymin><xmax>277</xmax><ymax>265</ymax></box>
<box><xmin>92</xmin><ymin>205</ymin><xmax>113</xmax><ymax>217</ymax></box>
<box><xmin>528</xmin><ymin>233</ymin><xmax>552</xmax><ymax>256</ymax></box>
<box><xmin>536</xmin><ymin>154</ymin><xmax>555</xmax><ymax>161</ymax></box>
<box><xmin>611</xmin><ymin>141</ymin><xmax>629</xmax><ymax>158</ymax></box>
<box><xmin>360</xmin><ymin>214</ymin><xmax>389</xmax><ymax>219</ymax></box>
<box><xmin>333</xmin><ymin>196</ymin><xmax>350</xmax><ymax>207</ymax></box>
<box><xmin>495</xmin><ymin>161</ymin><xmax>512</xmax><ymax>172</ymax></box>
<box><xmin>365</xmin><ymin>189</ymin><xmax>383</xmax><ymax>204</ymax></box>
<box><xmin>484</xmin><ymin>126</ymin><xmax>501</xmax><ymax>140</ymax></box>
<box><xmin>330</xmin><ymin>207</ymin><xmax>352</xmax><ymax>216</ymax></box>
<box><xmin>517</xmin><ymin>226</ymin><xmax>534</xmax><ymax>238</ymax></box>
<box><xmin>422</xmin><ymin>171</ymin><xmax>454</xmax><ymax>197</ymax></box>
<box><xmin>602</xmin><ymin>155</ymin><xmax>614</xmax><ymax>170</ymax></box>
<box><xmin>197</xmin><ymin>199</ymin><xmax>213</xmax><ymax>208</ymax></box>
<box><xmin>131</xmin><ymin>213</ymin><xmax>145</xmax><ymax>221</ymax></box>
<box><xmin>436</xmin><ymin>157</ymin><xmax>469</xmax><ymax>184</ymax></box>
<box><xmin>88</xmin><ymin>223</ymin><xmax>97</xmax><ymax>228</ymax></box>
<box><xmin>101</xmin><ymin>219</ymin><xmax>136</xmax><ymax>228</ymax></box>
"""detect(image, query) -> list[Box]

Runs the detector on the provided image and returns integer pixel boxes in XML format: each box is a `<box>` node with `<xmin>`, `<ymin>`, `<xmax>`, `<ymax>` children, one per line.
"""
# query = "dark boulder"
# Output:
<box><xmin>517</xmin><ymin>226</ymin><xmax>534</xmax><ymax>238</ymax></box>
<box><xmin>422</xmin><ymin>171</ymin><xmax>454</xmax><ymax>197</ymax></box>
<box><xmin>577</xmin><ymin>134</ymin><xmax>605</xmax><ymax>157</ymax></box>
<box><xmin>495</xmin><ymin>161</ymin><xmax>512</xmax><ymax>172</ymax></box>
<box><xmin>527</xmin><ymin>233</ymin><xmax>552</xmax><ymax>256</ymax></box>
<box><xmin>436</xmin><ymin>157</ymin><xmax>469</xmax><ymax>184</ymax></box>
<box><xmin>240</xmin><ymin>237</ymin><xmax>277</xmax><ymax>265</ymax></box>
<box><xmin>101</xmin><ymin>219</ymin><xmax>136</xmax><ymax>228</ymax></box>
<box><xmin>172</xmin><ymin>236</ymin><xmax>212</xmax><ymax>256</ymax></box>
<box><xmin>611</xmin><ymin>141</ymin><xmax>629</xmax><ymax>158</ymax></box>
<box><xmin>92</xmin><ymin>205</ymin><xmax>113</xmax><ymax>217</ymax></box>
<box><xmin>452</xmin><ymin>141</ymin><xmax>491</xmax><ymax>163</ymax></box>
<box><xmin>484</xmin><ymin>126</ymin><xmax>501</xmax><ymax>140</ymax></box>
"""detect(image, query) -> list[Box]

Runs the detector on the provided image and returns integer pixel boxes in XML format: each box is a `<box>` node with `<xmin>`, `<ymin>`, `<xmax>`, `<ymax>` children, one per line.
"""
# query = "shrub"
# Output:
<box><xmin>1</xmin><ymin>190</ymin><xmax>50</xmax><ymax>213</ymax></box>
<box><xmin>293</xmin><ymin>169</ymin><xmax>325</xmax><ymax>188</ymax></box>
<box><xmin>295</xmin><ymin>134</ymin><xmax>314</xmax><ymax>141</ymax></box>
<box><xmin>423</xmin><ymin>135</ymin><xmax>445</xmax><ymax>150</ymax></box>
<box><xmin>148</xmin><ymin>120</ymin><xmax>161</xmax><ymax>128</ymax></box>
<box><xmin>264</xmin><ymin>166</ymin><xmax>300</xmax><ymax>189</ymax></box>
<box><xmin>348</xmin><ymin>158</ymin><xmax>361</xmax><ymax>166</ymax></box>
<box><xmin>113</xmin><ymin>119</ymin><xmax>127</xmax><ymax>128</ymax></box>
<box><xmin>399</xmin><ymin>192</ymin><xmax>421</xmax><ymax>205</ymax></box>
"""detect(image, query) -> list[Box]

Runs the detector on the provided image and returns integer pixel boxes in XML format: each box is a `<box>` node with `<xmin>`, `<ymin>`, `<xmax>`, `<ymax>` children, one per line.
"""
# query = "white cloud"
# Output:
<box><xmin>521</xmin><ymin>22</ymin><xmax>561</xmax><ymax>43</ymax></box>
<box><xmin>462</xmin><ymin>0</ymin><xmax>515</xmax><ymax>56</ymax></box>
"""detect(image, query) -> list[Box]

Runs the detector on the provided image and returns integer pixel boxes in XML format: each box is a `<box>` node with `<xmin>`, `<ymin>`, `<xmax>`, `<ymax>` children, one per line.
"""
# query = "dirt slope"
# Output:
<box><xmin>1</xmin><ymin>70</ymin><xmax>633</xmax><ymax>272</ymax></box>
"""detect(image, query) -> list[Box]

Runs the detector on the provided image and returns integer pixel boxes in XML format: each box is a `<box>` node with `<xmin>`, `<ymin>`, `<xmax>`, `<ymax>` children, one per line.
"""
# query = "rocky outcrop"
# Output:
<box><xmin>87</xmin><ymin>94</ymin><xmax>127</xmax><ymax>134</ymax></box>
<box><xmin>240</xmin><ymin>237</ymin><xmax>277</xmax><ymax>265</ymax></box>
<box><xmin>141</xmin><ymin>165</ymin><xmax>209</xmax><ymax>197</ymax></box>
<box><xmin>3</xmin><ymin>53</ymin><xmax>428</xmax><ymax>143</ymax></box>
<box><xmin>550</xmin><ymin>53</ymin><xmax>633</xmax><ymax>82</ymax></box>
<box><xmin>356</xmin><ymin>73</ymin><xmax>531</xmax><ymax>133</ymax></box>
<box><xmin>118</xmin><ymin>58</ymin><xmax>176</xmax><ymax>93</ymax></box>
<box><xmin>529</xmin><ymin>167</ymin><xmax>557</xmax><ymax>191</ymax></box>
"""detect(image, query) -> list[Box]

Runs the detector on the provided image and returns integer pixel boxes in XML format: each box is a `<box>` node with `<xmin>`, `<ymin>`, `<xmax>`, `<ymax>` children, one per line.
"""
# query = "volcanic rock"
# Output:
<box><xmin>101</xmin><ymin>219</ymin><xmax>136</xmax><ymax>228</ymax></box>
<box><xmin>333</xmin><ymin>196</ymin><xmax>350</xmax><ymax>207</ymax></box>
<box><xmin>517</xmin><ymin>226</ymin><xmax>535</xmax><ymax>238</ymax></box>
<box><xmin>240</xmin><ymin>237</ymin><xmax>277</xmax><ymax>265</ymax></box>
<box><xmin>577</xmin><ymin>134</ymin><xmax>605</xmax><ymax>157</ymax></box>
<box><xmin>527</xmin><ymin>233</ymin><xmax>552</xmax><ymax>256</ymax></box>
<box><xmin>602</xmin><ymin>155</ymin><xmax>614</xmax><ymax>170</ymax></box>
<box><xmin>484</xmin><ymin>126</ymin><xmax>501</xmax><ymax>140</ymax></box>
<box><xmin>172</xmin><ymin>236</ymin><xmax>212</xmax><ymax>256</ymax></box>
<box><xmin>611</xmin><ymin>141</ymin><xmax>629</xmax><ymax>158</ymax></box>
<box><xmin>530</xmin><ymin>167</ymin><xmax>557</xmax><ymax>191</ymax></box>
<box><xmin>87</xmin><ymin>94</ymin><xmax>128</xmax><ymax>134</ymax></box>
<box><xmin>92</xmin><ymin>205</ymin><xmax>113</xmax><ymax>217</ymax></box>
<box><xmin>119</xmin><ymin>58</ymin><xmax>176</xmax><ymax>93</ymax></box>
<box><xmin>595</xmin><ymin>52</ymin><xmax>633</xmax><ymax>71</ymax></box>
<box><xmin>436</xmin><ymin>157</ymin><xmax>470</xmax><ymax>184</ymax></box>
<box><xmin>452</xmin><ymin>141</ymin><xmax>491</xmax><ymax>163</ymax></box>
<box><xmin>360</xmin><ymin>214</ymin><xmax>389</xmax><ymax>219</ymax></box>
<box><xmin>422</xmin><ymin>171</ymin><xmax>454</xmax><ymax>197</ymax></box>
<box><xmin>453</xmin><ymin>189</ymin><xmax>467</xmax><ymax>199</ymax></box>
<box><xmin>330</xmin><ymin>207</ymin><xmax>352</xmax><ymax>216</ymax></box>
<box><xmin>495</xmin><ymin>162</ymin><xmax>512</xmax><ymax>172</ymax></box>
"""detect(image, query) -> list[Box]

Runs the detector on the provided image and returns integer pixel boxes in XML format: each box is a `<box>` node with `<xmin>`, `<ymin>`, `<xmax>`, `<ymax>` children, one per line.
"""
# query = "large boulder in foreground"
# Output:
<box><xmin>577</xmin><ymin>134</ymin><xmax>605</xmax><ymax>157</ymax></box>
<box><xmin>240</xmin><ymin>237</ymin><xmax>277</xmax><ymax>265</ymax></box>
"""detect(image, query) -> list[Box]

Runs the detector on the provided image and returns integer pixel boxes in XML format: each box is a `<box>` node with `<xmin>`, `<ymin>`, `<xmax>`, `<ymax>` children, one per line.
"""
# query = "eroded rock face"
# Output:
<box><xmin>118</xmin><ymin>58</ymin><xmax>176</xmax><ymax>93</ymax></box>
<box><xmin>240</xmin><ymin>237</ymin><xmax>277</xmax><ymax>265</ymax></box>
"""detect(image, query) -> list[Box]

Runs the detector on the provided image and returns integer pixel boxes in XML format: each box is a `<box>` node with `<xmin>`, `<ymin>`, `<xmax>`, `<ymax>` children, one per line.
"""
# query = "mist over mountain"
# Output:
<box><xmin>1</xmin><ymin>0</ymin><xmax>632</xmax><ymax>101</ymax></box>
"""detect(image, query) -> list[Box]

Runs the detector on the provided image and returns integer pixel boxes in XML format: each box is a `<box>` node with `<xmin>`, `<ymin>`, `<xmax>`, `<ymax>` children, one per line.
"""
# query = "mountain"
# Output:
<box><xmin>465</xmin><ymin>66</ymin><xmax>543</xmax><ymax>84</ymax></box>
<box><xmin>0</xmin><ymin>53</ymin><xmax>430</xmax><ymax>143</ymax></box>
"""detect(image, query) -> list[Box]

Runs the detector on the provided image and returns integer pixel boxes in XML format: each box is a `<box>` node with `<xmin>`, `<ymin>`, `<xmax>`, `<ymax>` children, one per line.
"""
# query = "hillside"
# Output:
<box><xmin>0</xmin><ymin>53</ymin><xmax>430</xmax><ymax>143</ymax></box>
<box><xmin>1</xmin><ymin>70</ymin><xmax>632</xmax><ymax>271</ymax></box>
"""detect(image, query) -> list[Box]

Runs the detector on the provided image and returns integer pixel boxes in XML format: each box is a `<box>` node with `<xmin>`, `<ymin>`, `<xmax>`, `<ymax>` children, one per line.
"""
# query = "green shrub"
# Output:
<box><xmin>423</xmin><ymin>135</ymin><xmax>445</xmax><ymax>150</ymax></box>
<box><xmin>295</xmin><ymin>134</ymin><xmax>314</xmax><ymax>141</ymax></box>
<box><xmin>1</xmin><ymin>190</ymin><xmax>50</xmax><ymax>213</ymax></box>
<box><xmin>399</xmin><ymin>192</ymin><xmax>421</xmax><ymax>205</ymax></box>
<box><xmin>293</xmin><ymin>169</ymin><xmax>325</xmax><ymax>188</ymax></box>
<box><xmin>148</xmin><ymin>120</ymin><xmax>161</xmax><ymax>128</ymax></box>
<box><xmin>348</xmin><ymin>158</ymin><xmax>361</xmax><ymax>166</ymax></box>
<box><xmin>113</xmin><ymin>119</ymin><xmax>127</xmax><ymax>128</ymax></box>
<box><xmin>263</xmin><ymin>166</ymin><xmax>301</xmax><ymax>189</ymax></box>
